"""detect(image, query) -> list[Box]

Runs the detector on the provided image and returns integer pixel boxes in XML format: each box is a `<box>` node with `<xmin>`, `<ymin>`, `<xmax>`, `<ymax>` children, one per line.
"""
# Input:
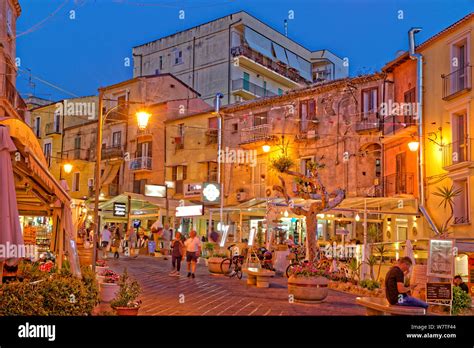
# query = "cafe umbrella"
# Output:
<box><xmin>0</xmin><ymin>125</ymin><xmax>24</xmax><ymax>281</ymax></box>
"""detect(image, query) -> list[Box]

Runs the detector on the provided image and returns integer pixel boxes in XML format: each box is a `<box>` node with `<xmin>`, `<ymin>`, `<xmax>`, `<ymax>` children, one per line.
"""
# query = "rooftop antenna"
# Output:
<box><xmin>284</xmin><ymin>19</ymin><xmax>288</xmax><ymax>37</ymax></box>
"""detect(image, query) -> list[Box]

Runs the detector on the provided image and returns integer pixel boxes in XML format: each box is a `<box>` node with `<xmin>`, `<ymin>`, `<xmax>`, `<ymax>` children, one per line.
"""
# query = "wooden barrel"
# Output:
<box><xmin>77</xmin><ymin>246</ymin><xmax>93</xmax><ymax>266</ymax></box>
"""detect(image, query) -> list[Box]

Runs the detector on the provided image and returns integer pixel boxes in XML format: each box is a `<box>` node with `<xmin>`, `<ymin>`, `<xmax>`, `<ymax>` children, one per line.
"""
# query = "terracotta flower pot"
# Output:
<box><xmin>97</xmin><ymin>275</ymin><xmax>105</xmax><ymax>283</ymax></box>
<box><xmin>95</xmin><ymin>266</ymin><xmax>109</xmax><ymax>274</ymax></box>
<box><xmin>78</xmin><ymin>247</ymin><xmax>93</xmax><ymax>266</ymax></box>
<box><xmin>114</xmin><ymin>306</ymin><xmax>140</xmax><ymax>316</ymax></box>
<box><xmin>99</xmin><ymin>282</ymin><xmax>119</xmax><ymax>302</ymax></box>
<box><xmin>288</xmin><ymin>275</ymin><xmax>329</xmax><ymax>303</ymax></box>
<box><xmin>207</xmin><ymin>257</ymin><xmax>225</xmax><ymax>274</ymax></box>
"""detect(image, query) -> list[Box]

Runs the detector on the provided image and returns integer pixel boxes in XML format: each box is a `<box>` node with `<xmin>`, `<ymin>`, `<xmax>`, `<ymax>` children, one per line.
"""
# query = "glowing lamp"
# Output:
<box><xmin>408</xmin><ymin>140</ymin><xmax>419</xmax><ymax>152</ymax></box>
<box><xmin>63</xmin><ymin>163</ymin><xmax>73</xmax><ymax>174</ymax></box>
<box><xmin>136</xmin><ymin>111</ymin><xmax>151</xmax><ymax>130</ymax></box>
<box><xmin>262</xmin><ymin>144</ymin><xmax>271</xmax><ymax>153</ymax></box>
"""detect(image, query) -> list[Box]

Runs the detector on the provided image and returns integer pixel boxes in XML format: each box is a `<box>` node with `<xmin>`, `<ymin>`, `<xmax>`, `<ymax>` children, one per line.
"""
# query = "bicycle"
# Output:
<box><xmin>285</xmin><ymin>247</ymin><xmax>325</xmax><ymax>277</ymax></box>
<box><xmin>220</xmin><ymin>244</ymin><xmax>245</xmax><ymax>279</ymax></box>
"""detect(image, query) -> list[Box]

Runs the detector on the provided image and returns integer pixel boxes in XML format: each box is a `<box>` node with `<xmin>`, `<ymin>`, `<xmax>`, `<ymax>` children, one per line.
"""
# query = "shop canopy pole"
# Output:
<box><xmin>361</xmin><ymin>199</ymin><xmax>369</xmax><ymax>280</ymax></box>
<box><xmin>208</xmin><ymin>210</ymin><xmax>213</xmax><ymax>240</ymax></box>
<box><xmin>239</xmin><ymin>210</ymin><xmax>243</xmax><ymax>242</ymax></box>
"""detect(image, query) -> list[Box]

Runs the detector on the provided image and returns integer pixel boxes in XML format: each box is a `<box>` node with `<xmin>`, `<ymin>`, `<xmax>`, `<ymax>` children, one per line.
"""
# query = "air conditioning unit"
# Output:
<box><xmin>236</xmin><ymin>192</ymin><xmax>247</xmax><ymax>202</ymax></box>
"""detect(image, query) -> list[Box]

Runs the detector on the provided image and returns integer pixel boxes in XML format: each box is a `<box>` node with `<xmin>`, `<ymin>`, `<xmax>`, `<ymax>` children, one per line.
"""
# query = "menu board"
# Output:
<box><xmin>427</xmin><ymin>239</ymin><xmax>454</xmax><ymax>278</ymax></box>
<box><xmin>426</xmin><ymin>282</ymin><xmax>452</xmax><ymax>301</ymax></box>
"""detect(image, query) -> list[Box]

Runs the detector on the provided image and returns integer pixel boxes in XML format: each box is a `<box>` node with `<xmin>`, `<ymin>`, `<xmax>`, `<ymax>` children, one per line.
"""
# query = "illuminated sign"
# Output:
<box><xmin>184</xmin><ymin>183</ymin><xmax>202</xmax><ymax>197</ymax></box>
<box><xmin>113</xmin><ymin>202</ymin><xmax>127</xmax><ymax>217</ymax></box>
<box><xmin>144</xmin><ymin>184</ymin><xmax>167</xmax><ymax>198</ymax></box>
<box><xmin>202</xmin><ymin>182</ymin><xmax>221</xmax><ymax>204</ymax></box>
<box><xmin>176</xmin><ymin>205</ymin><xmax>204</xmax><ymax>217</ymax></box>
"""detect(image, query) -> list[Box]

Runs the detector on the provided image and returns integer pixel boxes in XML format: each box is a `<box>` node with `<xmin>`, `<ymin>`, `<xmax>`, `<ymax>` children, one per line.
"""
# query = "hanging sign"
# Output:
<box><xmin>202</xmin><ymin>182</ymin><xmax>221</xmax><ymax>204</ymax></box>
<box><xmin>113</xmin><ymin>202</ymin><xmax>127</xmax><ymax>217</ymax></box>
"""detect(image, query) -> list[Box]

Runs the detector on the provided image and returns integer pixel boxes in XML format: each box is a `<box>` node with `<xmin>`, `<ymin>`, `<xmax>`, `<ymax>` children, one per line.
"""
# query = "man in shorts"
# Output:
<box><xmin>184</xmin><ymin>230</ymin><xmax>201</xmax><ymax>278</ymax></box>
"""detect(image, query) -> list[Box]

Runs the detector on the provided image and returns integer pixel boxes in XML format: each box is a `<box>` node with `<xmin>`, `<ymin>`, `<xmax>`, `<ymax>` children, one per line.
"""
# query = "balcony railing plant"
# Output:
<box><xmin>384</xmin><ymin>172</ymin><xmax>415</xmax><ymax>196</ymax></box>
<box><xmin>442</xmin><ymin>65</ymin><xmax>471</xmax><ymax>100</ymax></box>
<box><xmin>240</xmin><ymin>123</ymin><xmax>272</xmax><ymax>144</ymax></box>
<box><xmin>230</xmin><ymin>45</ymin><xmax>309</xmax><ymax>84</ymax></box>
<box><xmin>231</xmin><ymin>78</ymin><xmax>277</xmax><ymax>98</ymax></box>
<box><xmin>130</xmin><ymin>156</ymin><xmax>152</xmax><ymax>171</ymax></box>
<box><xmin>442</xmin><ymin>139</ymin><xmax>472</xmax><ymax>168</ymax></box>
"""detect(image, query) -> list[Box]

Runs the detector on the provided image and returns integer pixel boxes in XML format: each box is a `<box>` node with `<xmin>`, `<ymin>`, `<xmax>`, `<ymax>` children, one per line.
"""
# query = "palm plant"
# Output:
<box><xmin>347</xmin><ymin>258</ymin><xmax>361</xmax><ymax>284</ymax></box>
<box><xmin>364</xmin><ymin>255</ymin><xmax>377</xmax><ymax>281</ymax></box>
<box><xmin>432</xmin><ymin>185</ymin><xmax>463</xmax><ymax>237</ymax></box>
<box><xmin>375</xmin><ymin>244</ymin><xmax>389</xmax><ymax>281</ymax></box>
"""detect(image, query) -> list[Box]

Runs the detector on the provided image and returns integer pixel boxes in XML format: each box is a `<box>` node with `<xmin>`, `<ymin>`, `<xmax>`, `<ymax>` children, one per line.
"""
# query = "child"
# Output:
<box><xmin>169</xmin><ymin>232</ymin><xmax>184</xmax><ymax>276</ymax></box>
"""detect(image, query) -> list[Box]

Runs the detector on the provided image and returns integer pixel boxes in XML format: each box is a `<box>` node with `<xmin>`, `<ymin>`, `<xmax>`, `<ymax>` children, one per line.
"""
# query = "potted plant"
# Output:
<box><xmin>111</xmin><ymin>269</ymin><xmax>142</xmax><ymax>316</ymax></box>
<box><xmin>95</xmin><ymin>260</ymin><xmax>108</xmax><ymax>274</ymax></box>
<box><xmin>207</xmin><ymin>252</ymin><xmax>228</xmax><ymax>274</ymax></box>
<box><xmin>99</xmin><ymin>269</ymin><xmax>120</xmax><ymax>302</ymax></box>
<box><xmin>287</xmin><ymin>262</ymin><xmax>330</xmax><ymax>303</ymax></box>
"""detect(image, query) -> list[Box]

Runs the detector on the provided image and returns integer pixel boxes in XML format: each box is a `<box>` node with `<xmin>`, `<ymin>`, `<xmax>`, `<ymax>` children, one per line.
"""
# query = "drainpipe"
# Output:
<box><xmin>408</xmin><ymin>28</ymin><xmax>439</xmax><ymax>234</ymax></box>
<box><xmin>227</xmin><ymin>19</ymin><xmax>243</xmax><ymax>104</ymax></box>
<box><xmin>215</xmin><ymin>93</ymin><xmax>225</xmax><ymax>242</ymax></box>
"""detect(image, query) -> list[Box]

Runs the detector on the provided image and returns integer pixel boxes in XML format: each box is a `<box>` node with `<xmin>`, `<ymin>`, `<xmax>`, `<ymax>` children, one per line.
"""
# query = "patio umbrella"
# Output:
<box><xmin>0</xmin><ymin>125</ymin><xmax>24</xmax><ymax>269</ymax></box>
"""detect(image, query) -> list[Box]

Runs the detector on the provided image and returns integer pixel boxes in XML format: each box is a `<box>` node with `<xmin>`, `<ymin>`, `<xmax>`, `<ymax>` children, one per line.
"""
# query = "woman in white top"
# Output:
<box><xmin>184</xmin><ymin>230</ymin><xmax>201</xmax><ymax>278</ymax></box>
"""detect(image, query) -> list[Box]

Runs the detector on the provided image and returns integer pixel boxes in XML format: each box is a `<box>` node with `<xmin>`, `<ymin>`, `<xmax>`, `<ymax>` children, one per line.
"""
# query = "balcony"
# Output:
<box><xmin>442</xmin><ymin>139</ymin><xmax>474</xmax><ymax>169</ymax></box>
<box><xmin>442</xmin><ymin>65</ymin><xmax>471</xmax><ymax>100</ymax></box>
<box><xmin>240</xmin><ymin>124</ymin><xmax>272</xmax><ymax>144</ymax></box>
<box><xmin>101</xmin><ymin>145</ymin><xmax>124</xmax><ymax>160</ymax></box>
<box><xmin>1</xmin><ymin>76</ymin><xmax>27</xmax><ymax>120</ymax></box>
<box><xmin>384</xmin><ymin>173</ymin><xmax>415</xmax><ymax>196</ymax></box>
<box><xmin>45</xmin><ymin>122</ymin><xmax>61</xmax><ymax>136</ymax></box>
<box><xmin>130</xmin><ymin>156</ymin><xmax>152</xmax><ymax>171</ymax></box>
<box><xmin>383</xmin><ymin>114</ymin><xmax>417</xmax><ymax>136</ymax></box>
<box><xmin>108</xmin><ymin>183</ymin><xmax>119</xmax><ymax>197</ymax></box>
<box><xmin>355</xmin><ymin>116</ymin><xmax>380</xmax><ymax>133</ymax></box>
<box><xmin>231</xmin><ymin>78</ymin><xmax>277</xmax><ymax>100</ymax></box>
<box><xmin>230</xmin><ymin>45</ymin><xmax>306</xmax><ymax>87</ymax></box>
<box><xmin>59</xmin><ymin>149</ymin><xmax>91</xmax><ymax>161</ymax></box>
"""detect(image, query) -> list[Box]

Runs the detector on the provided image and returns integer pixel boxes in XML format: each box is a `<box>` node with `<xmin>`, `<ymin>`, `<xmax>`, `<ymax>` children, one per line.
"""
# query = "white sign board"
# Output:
<box><xmin>427</xmin><ymin>239</ymin><xmax>455</xmax><ymax>279</ymax></box>
<box><xmin>144</xmin><ymin>184</ymin><xmax>167</xmax><ymax>198</ymax></box>
<box><xmin>176</xmin><ymin>205</ymin><xmax>204</xmax><ymax>217</ymax></box>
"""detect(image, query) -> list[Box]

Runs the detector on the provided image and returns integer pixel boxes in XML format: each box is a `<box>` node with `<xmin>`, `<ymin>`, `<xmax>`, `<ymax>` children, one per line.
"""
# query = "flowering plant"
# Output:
<box><xmin>100</xmin><ymin>269</ymin><xmax>120</xmax><ymax>283</ymax></box>
<box><xmin>287</xmin><ymin>262</ymin><xmax>331</xmax><ymax>278</ymax></box>
<box><xmin>39</xmin><ymin>261</ymin><xmax>54</xmax><ymax>273</ymax></box>
<box><xmin>96</xmin><ymin>260</ymin><xmax>107</xmax><ymax>267</ymax></box>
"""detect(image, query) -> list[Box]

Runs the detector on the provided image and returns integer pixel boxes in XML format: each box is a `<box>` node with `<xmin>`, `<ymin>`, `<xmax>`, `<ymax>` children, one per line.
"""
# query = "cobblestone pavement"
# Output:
<box><xmin>103</xmin><ymin>255</ymin><xmax>365</xmax><ymax>316</ymax></box>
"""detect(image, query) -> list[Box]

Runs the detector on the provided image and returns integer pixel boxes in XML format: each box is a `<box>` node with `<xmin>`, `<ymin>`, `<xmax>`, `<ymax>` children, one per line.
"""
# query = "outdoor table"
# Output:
<box><xmin>273</xmin><ymin>250</ymin><xmax>290</xmax><ymax>273</ymax></box>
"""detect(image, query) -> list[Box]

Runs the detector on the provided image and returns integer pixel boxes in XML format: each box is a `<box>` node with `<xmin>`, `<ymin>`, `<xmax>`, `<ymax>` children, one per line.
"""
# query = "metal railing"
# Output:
<box><xmin>1</xmin><ymin>76</ymin><xmax>27</xmax><ymax>120</ymax></box>
<box><xmin>383</xmin><ymin>114</ymin><xmax>417</xmax><ymax>135</ymax></box>
<box><xmin>442</xmin><ymin>139</ymin><xmax>472</xmax><ymax>168</ymax></box>
<box><xmin>384</xmin><ymin>172</ymin><xmax>415</xmax><ymax>196</ymax></box>
<box><xmin>130</xmin><ymin>156</ymin><xmax>152</xmax><ymax>170</ymax></box>
<box><xmin>206</xmin><ymin>129</ymin><xmax>218</xmax><ymax>144</ymax></box>
<box><xmin>231</xmin><ymin>78</ymin><xmax>277</xmax><ymax>98</ymax></box>
<box><xmin>240</xmin><ymin>124</ymin><xmax>272</xmax><ymax>144</ymax></box>
<box><xmin>101</xmin><ymin>145</ymin><xmax>124</xmax><ymax>160</ymax></box>
<box><xmin>442</xmin><ymin>65</ymin><xmax>471</xmax><ymax>100</ymax></box>
<box><xmin>230</xmin><ymin>45</ymin><xmax>309</xmax><ymax>84</ymax></box>
<box><xmin>355</xmin><ymin>116</ymin><xmax>380</xmax><ymax>132</ymax></box>
<box><xmin>59</xmin><ymin>149</ymin><xmax>91</xmax><ymax>161</ymax></box>
<box><xmin>45</xmin><ymin>122</ymin><xmax>61</xmax><ymax>135</ymax></box>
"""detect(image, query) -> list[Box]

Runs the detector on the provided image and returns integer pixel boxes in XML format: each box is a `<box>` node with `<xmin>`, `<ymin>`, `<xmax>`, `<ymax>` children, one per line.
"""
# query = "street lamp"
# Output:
<box><xmin>92</xmin><ymin>91</ymin><xmax>150</xmax><ymax>271</ymax></box>
<box><xmin>408</xmin><ymin>137</ymin><xmax>420</xmax><ymax>152</ymax></box>
<box><xmin>63</xmin><ymin>162</ymin><xmax>73</xmax><ymax>174</ymax></box>
<box><xmin>262</xmin><ymin>144</ymin><xmax>271</xmax><ymax>153</ymax></box>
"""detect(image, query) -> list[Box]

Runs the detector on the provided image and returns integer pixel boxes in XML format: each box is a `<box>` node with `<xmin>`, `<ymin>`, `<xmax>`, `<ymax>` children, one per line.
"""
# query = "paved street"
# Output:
<box><xmin>104</xmin><ymin>255</ymin><xmax>364</xmax><ymax>316</ymax></box>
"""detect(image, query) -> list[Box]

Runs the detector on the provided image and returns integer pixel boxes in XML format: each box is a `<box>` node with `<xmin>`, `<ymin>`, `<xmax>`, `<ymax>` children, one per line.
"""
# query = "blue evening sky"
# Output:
<box><xmin>16</xmin><ymin>0</ymin><xmax>474</xmax><ymax>101</ymax></box>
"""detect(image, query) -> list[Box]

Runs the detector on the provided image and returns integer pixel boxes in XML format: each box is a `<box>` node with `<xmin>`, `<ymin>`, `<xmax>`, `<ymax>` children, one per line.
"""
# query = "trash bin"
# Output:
<box><xmin>148</xmin><ymin>241</ymin><xmax>156</xmax><ymax>254</ymax></box>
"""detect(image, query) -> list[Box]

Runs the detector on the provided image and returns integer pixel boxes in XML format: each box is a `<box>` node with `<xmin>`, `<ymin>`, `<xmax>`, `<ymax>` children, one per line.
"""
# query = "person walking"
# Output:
<box><xmin>184</xmin><ymin>230</ymin><xmax>201</xmax><ymax>279</ymax></box>
<box><xmin>100</xmin><ymin>225</ymin><xmax>112</xmax><ymax>259</ymax></box>
<box><xmin>169</xmin><ymin>232</ymin><xmax>184</xmax><ymax>276</ymax></box>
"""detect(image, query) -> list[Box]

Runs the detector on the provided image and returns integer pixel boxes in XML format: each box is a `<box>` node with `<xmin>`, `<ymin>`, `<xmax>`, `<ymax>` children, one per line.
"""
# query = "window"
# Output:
<box><xmin>74</xmin><ymin>136</ymin><xmax>81</xmax><ymax>159</ymax></box>
<box><xmin>73</xmin><ymin>172</ymin><xmax>80</xmax><ymax>192</ymax></box>
<box><xmin>395</xmin><ymin>153</ymin><xmax>406</xmax><ymax>194</ymax></box>
<box><xmin>403</xmin><ymin>88</ymin><xmax>416</xmax><ymax>119</ymax></box>
<box><xmin>252</xmin><ymin>160</ymin><xmax>266</xmax><ymax>198</ymax></box>
<box><xmin>172</xmin><ymin>165</ymin><xmax>187</xmax><ymax>181</ymax></box>
<box><xmin>452</xmin><ymin>112</ymin><xmax>467</xmax><ymax>163</ymax></box>
<box><xmin>243</xmin><ymin>72</ymin><xmax>250</xmax><ymax>91</ymax></box>
<box><xmin>54</xmin><ymin>111</ymin><xmax>61</xmax><ymax>133</ymax></box>
<box><xmin>176</xmin><ymin>123</ymin><xmax>185</xmax><ymax>149</ymax></box>
<box><xmin>44</xmin><ymin>143</ymin><xmax>52</xmax><ymax>166</ymax></box>
<box><xmin>453</xmin><ymin>40</ymin><xmax>469</xmax><ymax>91</ymax></box>
<box><xmin>231</xmin><ymin>123</ymin><xmax>238</xmax><ymax>133</ymax></box>
<box><xmin>133</xmin><ymin>176</ymin><xmax>147</xmax><ymax>194</ymax></box>
<box><xmin>300</xmin><ymin>157</ymin><xmax>314</xmax><ymax>177</ymax></box>
<box><xmin>253</xmin><ymin>112</ymin><xmax>268</xmax><ymax>127</ymax></box>
<box><xmin>88</xmin><ymin>178</ymin><xmax>94</xmax><ymax>188</ymax></box>
<box><xmin>362</xmin><ymin>87</ymin><xmax>378</xmax><ymax>118</ymax></box>
<box><xmin>208</xmin><ymin>117</ymin><xmax>218</xmax><ymax>130</ymax></box>
<box><xmin>207</xmin><ymin>162</ymin><xmax>218</xmax><ymax>182</ymax></box>
<box><xmin>174</xmin><ymin>49</ymin><xmax>183</xmax><ymax>65</ymax></box>
<box><xmin>300</xmin><ymin>99</ymin><xmax>316</xmax><ymax>132</ymax></box>
<box><xmin>159</xmin><ymin>56</ymin><xmax>163</xmax><ymax>70</ymax></box>
<box><xmin>453</xmin><ymin>178</ymin><xmax>469</xmax><ymax>224</ymax></box>
<box><xmin>34</xmin><ymin>117</ymin><xmax>41</xmax><ymax>137</ymax></box>
<box><xmin>6</xmin><ymin>6</ymin><xmax>13</xmax><ymax>37</ymax></box>
<box><xmin>112</xmin><ymin>131</ymin><xmax>122</xmax><ymax>148</ymax></box>
<box><xmin>278</xmin><ymin>88</ymin><xmax>283</xmax><ymax>96</ymax></box>
<box><xmin>263</xmin><ymin>81</ymin><xmax>267</xmax><ymax>96</ymax></box>
<box><xmin>137</xmin><ymin>141</ymin><xmax>152</xmax><ymax>158</ymax></box>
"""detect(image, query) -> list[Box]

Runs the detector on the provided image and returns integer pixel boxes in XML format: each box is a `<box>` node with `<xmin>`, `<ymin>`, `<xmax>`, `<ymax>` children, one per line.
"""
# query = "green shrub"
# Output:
<box><xmin>81</xmin><ymin>266</ymin><xmax>100</xmax><ymax>309</ymax></box>
<box><xmin>0</xmin><ymin>281</ymin><xmax>48</xmax><ymax>315</ymax></box>
<box><xmin>452</xmin><ymin>286</ymin><xmax>472</xmax><ymax>315</ymax></box>
<box><xmin>359</xmin><ymin>279</ymin><xmax>380</xmax><ymax>291</ymax></box>
<box><xmin>110</xmin><ymin>269</ymin><xmax>141</xmax><ymax>308</ymax></box>
<box><xmin>271</xmin><ymin>155</ymin><xmax>294</xmax><ymax>173</ymax></box>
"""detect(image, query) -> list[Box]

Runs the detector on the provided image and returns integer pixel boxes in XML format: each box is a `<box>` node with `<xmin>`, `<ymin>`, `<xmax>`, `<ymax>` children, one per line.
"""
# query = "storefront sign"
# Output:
<box><xmin>113</xmin><ymin>202</ymin><xmax>127</xmax><ymax>217</ymax></box>
<box><xmin>336</xmin><ymin>229</ymin><xmax>349</xmax><ymax>235</ymax></box>
<box><xmin>144</xmin><ymin>184</ymin><xmax>166</xmax><ymax>198</ymax></box>
<box><xmin>176</xmin><ymin>205</ymin><xmax>203</xmax><ymax>217</ymax></box>
<box><xmin>426</xmin><ymin>282</ymin><xmax>452</xmax><ymax>301</ymax></box>
<box><xmin>427</xmin><ymin>239</ymin><xmax>455</xmax><ymax>278</ymax></box>
<box><xmin>202</xmin><ymin>182</ymin><xmax>221</xmax><ymax>204</ymax></box>
<box><xmin>468</xmin><ymin>256</ymin><xmax>474</xmax><ymax>296</ymax></box>
<box><xmin>184</xmin><ymin>183</ymin><xmax>202</xmax><ymax>197</ymax></box>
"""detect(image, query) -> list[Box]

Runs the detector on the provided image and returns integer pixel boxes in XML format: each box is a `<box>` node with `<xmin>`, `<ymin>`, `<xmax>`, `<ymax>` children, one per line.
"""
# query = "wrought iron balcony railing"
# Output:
<box><xmin>231</xmin><ymin>78</ymin><xmax>277</xmax><ymax>98</ymax></box>
<box><xmin>384</xmin><ymin>172</ymin><xmax>415</xmax><ymax>196</ymax></box>
<box><xmin>130</xmin><ymin>156</ymin><xmax>152</xmax><ymax>171</ymax></box>
<box><xmin>442</xmin><ymin>65</ymin><xmax>471</xmax><ymax>100</ymax></box>
<box><xmin>442</xmin><ymin>139</ymin><xmax>473</xmax><ymax>168</ymax></box>
<box><xmin>240</xmin><ymin>124</ymin><xmax>272</xmax><ymax>144</ymax></box>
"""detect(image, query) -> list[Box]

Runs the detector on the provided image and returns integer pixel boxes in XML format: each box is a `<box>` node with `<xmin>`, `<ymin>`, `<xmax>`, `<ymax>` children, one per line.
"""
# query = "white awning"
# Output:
<box><xmin>100</xmin><ymin>163</ymin><xmax>121</xmax><ymax>186</ymax></box>
<box><xmin>272</xmin><ymin>42</ymin><xmax>288</xmax><ymax>64</ymax></box>
<box><xmin>244</xmin><ymin>26</ymin><xmax>273</xmax><ymax>59</ymax></box>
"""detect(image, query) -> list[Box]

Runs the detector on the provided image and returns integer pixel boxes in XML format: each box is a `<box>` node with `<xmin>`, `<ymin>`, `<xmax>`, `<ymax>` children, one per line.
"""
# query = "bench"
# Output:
<box><xmin>356</xmin><ymin>297</ymin><xmax>426</xmax><ymax>316</ymax></box>
<box><xmin>243</xmin><ymin>267</ymin><xmax>275</xmax><ymax>288</ymax></box>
